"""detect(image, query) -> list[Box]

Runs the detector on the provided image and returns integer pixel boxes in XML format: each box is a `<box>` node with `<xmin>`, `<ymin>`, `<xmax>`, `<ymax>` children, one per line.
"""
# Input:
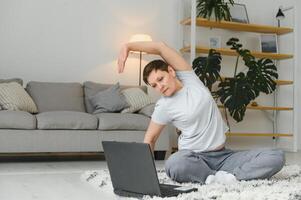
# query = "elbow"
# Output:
<box><xmin>158</xmin><ymin>41</ymin><xmax>167</xmax><ymax>46</ymax></box>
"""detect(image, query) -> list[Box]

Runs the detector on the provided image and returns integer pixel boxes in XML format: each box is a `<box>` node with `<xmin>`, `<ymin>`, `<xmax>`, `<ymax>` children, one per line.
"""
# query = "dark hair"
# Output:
<box><xmin>143</xmin><ymin>59</ymin><xmax>168</xmax><ymax>85</ymax></box>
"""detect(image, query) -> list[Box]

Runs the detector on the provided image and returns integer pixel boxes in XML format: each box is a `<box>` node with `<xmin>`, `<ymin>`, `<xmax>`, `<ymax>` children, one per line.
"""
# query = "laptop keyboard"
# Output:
<box><xmin>159</xmin><ymin>184</ymin><xmax>181</xmax><ymax>197</ymax></box>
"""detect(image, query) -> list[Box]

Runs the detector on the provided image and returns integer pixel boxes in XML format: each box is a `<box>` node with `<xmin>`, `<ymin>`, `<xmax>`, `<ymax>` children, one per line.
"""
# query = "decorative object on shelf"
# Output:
<box><xmin>180</xmin><ymin>17</ymin><xmax>293</xmax><ymax>35</ymax></box>
<box><xmin>196</xmin><ymin>0</ymin><xmax>234</xmax><ymax>21</ymax></box>
<box><xmin>229</xmin><ymin>3</ymin><xmax>249</xmax><ymax>23</ymax></box>
<box><xmin>209</xmin><ymin>36</ymin><xmax>221</xmax><ymax>49</ymax></box>
<box><xmin>276</xmin><ymin>7</ymin><xmax>285</xmax><ymax>27</ymax></box>
<box><xmin>192</xmin><ymin>38</ymin><xmax>278</xmax><ymax>122</ymax></box>
<box><xmin>129</xmin><ymin>34</ymin><xmax>153</xmax><ymax>86</ymax></box>
<box><xmin>260</xmin><ymin>34</ymin><xmax>278</xmax><ymax>53</ymax></box>
<box><xmin>251</xmin><ymin>101</ymin><xmax>258</xmax><ymax>107</ymax></box>
<box><xmin>275</xmin><ymin>6</ymin><xmax>293</xmax><ymax>27</ymax></box>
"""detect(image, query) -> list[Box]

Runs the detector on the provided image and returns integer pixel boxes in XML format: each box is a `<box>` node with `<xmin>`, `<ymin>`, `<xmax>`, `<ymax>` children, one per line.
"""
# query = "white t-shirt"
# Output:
<box><xmin>151</xmin><ymin>70</ymin><xmax>228</xmax><ymax>152</ymax></box>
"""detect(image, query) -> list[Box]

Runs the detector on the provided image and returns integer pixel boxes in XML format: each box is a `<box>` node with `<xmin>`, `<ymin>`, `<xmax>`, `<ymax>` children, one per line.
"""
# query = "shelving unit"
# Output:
<box><xmin>180</xmin><ymin>17</ymin><xmax>293</xmax><ymax>35</ymax></box>
<box><xmin>179</xmin><ymin>0</ymin><xmax>296</xmax><ymax>151</ymax></box>
<box><xmin>226</xmin><ymin>133</ymin><xmax>293</xmax><ymax>137</ymax></box>
<box><xmin>180</xmin><ymin>46</ymin><xmax>293</xmax><ymax>60</ymax></box>
<box><xmin>219</xmin><ymin>77</ymin><xmax>293</xmax><ymax>86</ymax></box>
<box><xmin>217</xmin><ymin>105</ymin><xmax>293</xmax><ymax>111</ymax></box>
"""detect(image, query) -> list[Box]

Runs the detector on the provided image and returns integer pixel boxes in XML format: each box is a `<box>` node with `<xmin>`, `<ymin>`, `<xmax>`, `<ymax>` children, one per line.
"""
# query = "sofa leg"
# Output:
<box><xmin>154</xmin><ymin>151</ymin><xmax>166</xmax><ymax>160</ymax></box>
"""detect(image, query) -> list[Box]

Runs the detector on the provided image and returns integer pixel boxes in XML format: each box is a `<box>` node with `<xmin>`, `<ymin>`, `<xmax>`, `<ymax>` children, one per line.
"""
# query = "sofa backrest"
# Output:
<box><xmin>26</xmin><ymin>81</ymin><xmax>85</xmax><ymax>113</ymax></box>
<box><xmin>83</xmin><ymin>81</ymin><xmax>147</xmax><ymax>114</ymax></box>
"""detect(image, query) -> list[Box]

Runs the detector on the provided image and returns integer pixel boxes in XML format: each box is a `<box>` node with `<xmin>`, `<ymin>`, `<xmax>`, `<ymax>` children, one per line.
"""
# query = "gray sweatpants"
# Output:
<box><xmin>165</xmin><ymin>148</ymin><xmax>285</xmax><ymax>183</ymax></box>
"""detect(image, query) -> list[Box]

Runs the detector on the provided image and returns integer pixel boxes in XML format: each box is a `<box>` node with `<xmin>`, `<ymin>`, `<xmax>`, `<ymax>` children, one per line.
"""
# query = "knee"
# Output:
<box><xmin>165</xmin><ymin>150</ymin><xmax>190</xmax><ymax>170</ymax></box>
<box><xmin>266</xmin><ymin>149</ymin><xmax>286</xmax><ymax>172</ymax></box>
<box><xmin>165</xmin><ymin>161</ymin><xmax>191</xmax><ymax>183</ymax></box>
<box><xmin>165</xmin><ymin>151</ymin><xmax>193</xmax><ymax>182</ymax></box>
<box><xmin>273</xmin><ymin>149</ymin><xmax>285</xmax><ymax>170</ymax></box>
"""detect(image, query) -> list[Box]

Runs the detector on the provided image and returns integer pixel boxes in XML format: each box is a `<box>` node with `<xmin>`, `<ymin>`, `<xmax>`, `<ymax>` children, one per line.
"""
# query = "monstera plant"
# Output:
<box><xmin>192</xmin><ymin>38</ymin><xmax>278</xmax><ymax>122</ymax></box>
<box><xmin>197</xmin><ymin>0</ymin><xmax>234</xmax><ymax>21</ymax></box>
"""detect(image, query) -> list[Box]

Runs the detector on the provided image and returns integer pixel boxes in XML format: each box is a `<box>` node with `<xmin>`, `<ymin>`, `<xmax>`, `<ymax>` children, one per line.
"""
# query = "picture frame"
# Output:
<box><xmin>229</xmin><ymin>3</ymin><xmax>249</xmax><ymax>24</ymax></box>
<box><xmin>260</xmin><ymin>34</ymin><xmax>278</xmax><ymax>53</ymax></box>
<box><xmin>208</xmin><ymin>36</ymin><xmax>221</xmax><ymax>49</ymax></box>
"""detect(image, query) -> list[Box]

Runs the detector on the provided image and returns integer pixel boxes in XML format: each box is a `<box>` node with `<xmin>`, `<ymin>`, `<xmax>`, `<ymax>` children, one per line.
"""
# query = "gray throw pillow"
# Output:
<box><xmin>89</xmin><ymin>83</ymin><xmax>129</xmax><ymax>114</ymax></box>
<box><xmin>83</xmin><ymin>81</ymin><xmax>147</xmax><ymax>114</ymax></box>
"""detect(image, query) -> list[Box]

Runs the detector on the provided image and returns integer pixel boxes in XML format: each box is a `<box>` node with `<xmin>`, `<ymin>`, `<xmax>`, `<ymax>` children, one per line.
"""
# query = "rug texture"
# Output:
<box><xmin>81</xmin><ymin>165</ymin><xmax>301</xmax><ymax>200</ymax></box>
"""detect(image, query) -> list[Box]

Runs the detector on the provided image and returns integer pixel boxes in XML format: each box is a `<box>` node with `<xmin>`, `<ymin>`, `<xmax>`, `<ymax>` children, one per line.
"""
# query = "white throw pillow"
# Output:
<box><xmin>121</xmin><ymin>88</ymin><xmax>152</xmax><ymax>113</ymax></box>
<box><xmin>0</xmin><ymin>82</ymin><xmax>38</xmax><ymax>113</ymax></box>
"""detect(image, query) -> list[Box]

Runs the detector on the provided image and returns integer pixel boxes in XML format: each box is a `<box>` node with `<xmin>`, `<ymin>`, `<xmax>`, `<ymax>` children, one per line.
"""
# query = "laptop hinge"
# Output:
<box><xmin>114</xmin><ymin>188</ymin><xmax>146</xmax><ymax>198</ymax></box>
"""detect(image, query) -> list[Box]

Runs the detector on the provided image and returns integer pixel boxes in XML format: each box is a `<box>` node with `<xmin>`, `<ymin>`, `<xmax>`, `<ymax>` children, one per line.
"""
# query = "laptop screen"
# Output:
<box><xmin>102</xmin><ymin>141</ymin><xmax>161</xmax><ymax>196</ymax></box>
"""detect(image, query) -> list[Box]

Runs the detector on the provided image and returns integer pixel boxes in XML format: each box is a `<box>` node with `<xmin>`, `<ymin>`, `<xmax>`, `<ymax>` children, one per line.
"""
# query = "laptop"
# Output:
<box><xmin>102</xmin><ymin>141</ymin><xmax>198</xmax><ymax>198</ymax></box>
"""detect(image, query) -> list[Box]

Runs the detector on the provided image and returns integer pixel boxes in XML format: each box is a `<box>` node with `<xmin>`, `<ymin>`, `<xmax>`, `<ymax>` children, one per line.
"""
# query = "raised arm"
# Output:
<box><xmin>118</xmin><ymin>41</ymin><xmax>191</xmax><ymax>73</ymax></box>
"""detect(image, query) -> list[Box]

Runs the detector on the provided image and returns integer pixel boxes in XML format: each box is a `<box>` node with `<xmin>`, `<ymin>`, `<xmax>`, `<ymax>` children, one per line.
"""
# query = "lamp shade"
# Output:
<box><xmin>276</xmin><ymin>8</ymin><xmax>285</xmax><ymax>20</ymax></box>
<box><xmin>129</xmin><ymin>34</ymin><xmax>152</xmax><ymax>43</ymax></box>
<box><xmin>129</xmin><ymin>34</ymin><xmax>152</xmax><ymax>54</ymax></box>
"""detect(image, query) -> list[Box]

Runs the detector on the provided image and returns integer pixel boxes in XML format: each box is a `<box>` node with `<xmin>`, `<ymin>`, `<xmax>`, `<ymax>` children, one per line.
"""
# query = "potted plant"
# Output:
<box><xmin>192</xmin><ymin>38</ymin><xmax>278</xmax><ymax>122</ymax></box>
<box><xmin>196</xmin><ymin>0</ymin><xmax>234</xmax><ymax>21</ymax></box>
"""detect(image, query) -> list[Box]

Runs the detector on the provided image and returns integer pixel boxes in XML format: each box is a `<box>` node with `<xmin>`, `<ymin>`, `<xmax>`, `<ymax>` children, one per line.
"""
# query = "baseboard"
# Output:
<box><xmin>0</xmin><ymin>151</ymin><xmax>167</xmax><ymax>162</ymax></box>
<box><xmin>0</xmin><ymin>152</ymin><xmax>105</xmax><ymax>162</ymax></box>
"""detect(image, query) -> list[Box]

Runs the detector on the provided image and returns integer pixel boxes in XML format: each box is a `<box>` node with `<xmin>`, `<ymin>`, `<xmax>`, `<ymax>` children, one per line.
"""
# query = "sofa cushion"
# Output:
<box><xmin>84</xmin><ymin>81</ymin><xmax>147</xmax><ymax>114</ymax></box>
<box><xmin>0</xmin><ymin>82</ymin><xmax>38</xmax><ymax>113</ymax></box>
<box><xmin>26</xmin><ymin>81</ymin><xmax>85</xmax><ymax>112</ymax></box>
<box><xmin>0</xmin><ymin>110</ymin><xmax>36</xmax><ymax>129</ymax></box>
<box><xmin>95</xmin><ymin>113</ymin><xmax>150</xmax><ymax>131</ymax></box>
<box><xmin>138</xmin><ymin>103</ymin><xmax>155</xmax><ymax>117</ymax></box>
<box><xmin>36</xmin><ymin>111</ymin><xmax>98</xmax><ymax>130</ymax></box>
<box><xmin>89</xmin><ymin>83</ymin><xmax>129</xmax><ymax>114</ymax></box>
<box><xmin>0</xmin><ymin>78</ymin><xmax>23</xmax><ymax>86</ymax></box>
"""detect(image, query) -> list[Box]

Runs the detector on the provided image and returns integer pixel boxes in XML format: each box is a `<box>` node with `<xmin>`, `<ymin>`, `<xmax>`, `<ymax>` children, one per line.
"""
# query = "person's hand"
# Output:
<box><xmin>117</xmin><ymin>44</ymin><xmax>129</xmax><ymax>73</ymax></box>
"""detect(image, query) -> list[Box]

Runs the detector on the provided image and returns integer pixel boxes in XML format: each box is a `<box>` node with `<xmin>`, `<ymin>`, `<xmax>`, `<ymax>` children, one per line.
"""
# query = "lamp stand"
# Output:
<box><xmin>139</xmin><ymin>51</ymin><xmax>142</xmax><ymax>86</ymax></box>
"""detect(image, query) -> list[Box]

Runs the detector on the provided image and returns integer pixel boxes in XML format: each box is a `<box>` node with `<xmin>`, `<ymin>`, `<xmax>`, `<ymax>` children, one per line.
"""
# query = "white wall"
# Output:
<box><xmin>0</xmin><ymin>0</ymin><xmax>180</xmax><ymax>86</ymax></box>
<box><xmin>0</xmin><ymin>0</ymin><xmax>300</xmax><ymax>150</ymax></box>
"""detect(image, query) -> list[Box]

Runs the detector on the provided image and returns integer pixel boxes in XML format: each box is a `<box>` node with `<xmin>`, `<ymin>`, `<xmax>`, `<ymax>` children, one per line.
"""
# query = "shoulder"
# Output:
<box><xmin>176</xmin><ymin>70</ymin><xmax>197</xmax><ymax>78</ymax></box>
<box><xmin>152</xmin><ymin>97</ymin><xmax>172</xmax><ymax>125</ymax></box>
<box><xmin>176</xmin><ymin>70</ymin><xmax>203</xmax><ymax>85</ymax></box>
<box><xmin>154</xmin><ymin>97</ymin><xmax>168</xmax><ymax>109</ymax></box>
<box><xmin>176</xmin><ymin>70</ymin><xmax>212</xmax><ymax>97</ymax></box>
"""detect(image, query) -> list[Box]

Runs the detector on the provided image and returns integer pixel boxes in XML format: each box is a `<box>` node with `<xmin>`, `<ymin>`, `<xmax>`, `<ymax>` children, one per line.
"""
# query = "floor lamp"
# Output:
<box><xmin>129</xmin><ymin>34</ymin><xmax>152</xmax><ymax>86</ymax></box>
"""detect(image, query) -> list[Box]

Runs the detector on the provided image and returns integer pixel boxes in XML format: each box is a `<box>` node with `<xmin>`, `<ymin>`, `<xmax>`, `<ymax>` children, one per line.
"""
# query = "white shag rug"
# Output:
<box><xmin>81</xmin><ymin>165</ymin><xmax>301</xmax><ymax>200</ymax></box>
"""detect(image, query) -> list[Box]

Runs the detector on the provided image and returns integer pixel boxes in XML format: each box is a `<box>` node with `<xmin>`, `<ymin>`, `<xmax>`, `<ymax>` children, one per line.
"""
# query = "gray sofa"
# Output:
<box><xmin>0</xmin><ymin>80</ymin><xmax>173</xmax><ymax>158</ymax></box>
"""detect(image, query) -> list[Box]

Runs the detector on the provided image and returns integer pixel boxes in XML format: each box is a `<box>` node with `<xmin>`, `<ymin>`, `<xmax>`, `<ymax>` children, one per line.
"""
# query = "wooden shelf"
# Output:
<box><xmin>171</xmin><ymin>132</ymin><xmax>293</xmax><ymax>152</ymax></box>
<box><xmin>219</xmin><ymin>77</ymin><xmax>293</xmax><ymax>86</ymax></box>
<box><xmin>226</xmin><ymin>132</ymin><xmax>293</xmax><ymax>137</ymax></box>
<box><xmin>180</xmin><ymin>17</ymin><xmax>293</xmax><ymax>35</ymax></box>
<box><xmin>276</xmin><ymin>80</ymin><xmax>294</xmax><ymax>85</ymax></box>
<box><xmin>218</xmin><ymin>105</ymin><xmax>293</xmax><ymax>111</ymax></box>
<box><xmin>180</xmin><ymin>46</ymin><xmax>293</xmax><ymax>60</ymax></box>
